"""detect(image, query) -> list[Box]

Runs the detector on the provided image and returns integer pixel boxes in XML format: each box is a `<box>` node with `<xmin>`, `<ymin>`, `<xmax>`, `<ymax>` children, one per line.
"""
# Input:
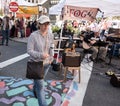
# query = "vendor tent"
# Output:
<box><xmin>49</xmin><ymin>0</ymin><xmax>120</xmax><ymax>17</ymax></box>
<box><xmin>49</xmin><ymin>0</ymin><xmax>66</xmax><ymax>15</ymax></box>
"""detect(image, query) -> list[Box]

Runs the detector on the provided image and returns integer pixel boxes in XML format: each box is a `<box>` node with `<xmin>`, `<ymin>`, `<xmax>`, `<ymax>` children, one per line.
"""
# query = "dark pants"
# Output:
<box><xmin>100</xmin><ymin>29</ymin><xmax>105</xmax><ymax>36</ymax></box>
<box><xmin>109</xmin><ymin>44</ymin><xmax>120</xmax><ymax>56</ymax></box>
<box><xmin>2</xmin><ymin>29</ymin><xmax>10</xmax><ymax>45</ymax></box>
<box><xmin>10</xmin><ymin>25</ymin><xmax>15</xmax><ymax>37</ymax></box>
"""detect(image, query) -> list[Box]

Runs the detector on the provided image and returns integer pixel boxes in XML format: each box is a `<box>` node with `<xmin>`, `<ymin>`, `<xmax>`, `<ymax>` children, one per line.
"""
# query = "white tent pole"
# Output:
<box><xmin>56</xmin><ymin>21</ymin><xmax>64</xmax><ymax>63</ymax></box>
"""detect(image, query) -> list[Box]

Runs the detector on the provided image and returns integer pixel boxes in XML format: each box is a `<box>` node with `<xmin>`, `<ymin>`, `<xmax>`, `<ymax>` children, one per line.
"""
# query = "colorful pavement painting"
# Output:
<box><xmin>0</xmin><ymin>76</ymin><xmax>74</xmax><ymax>106</ymax></box>
<box><xmin>61</xmin><ymin>81</ymin><xmax>79</xmax><ymax>106</ymax></box>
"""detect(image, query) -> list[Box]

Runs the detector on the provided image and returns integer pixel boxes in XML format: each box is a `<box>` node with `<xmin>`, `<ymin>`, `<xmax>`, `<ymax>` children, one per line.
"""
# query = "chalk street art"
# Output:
<box><xmin>0</xmin><ymin>75</ymin><xmax>78</xmax><ymax>106</ymax></box>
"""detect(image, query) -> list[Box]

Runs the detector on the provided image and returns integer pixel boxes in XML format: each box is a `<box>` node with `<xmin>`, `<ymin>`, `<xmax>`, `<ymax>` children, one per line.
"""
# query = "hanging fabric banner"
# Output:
<box><xmin>63</xmin><ymin>5</ymin><xmax>99</xmax><ymax>21</ymax></box>
<box><xmin>19</xmin><ymin>6</ymin><xmax>39</xmax><ymax>15</ymax></box>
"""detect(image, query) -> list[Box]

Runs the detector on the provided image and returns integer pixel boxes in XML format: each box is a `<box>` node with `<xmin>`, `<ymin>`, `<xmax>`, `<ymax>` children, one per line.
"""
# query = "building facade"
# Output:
<box><xmin>26</xmin><ymin>0</ymin><xmax>60</xmax><ymax>23</ymax></box>
<box><xmin>26</xmin><ymin>0</ymin><xmax>59</xmax><ymax>6</ymax></box>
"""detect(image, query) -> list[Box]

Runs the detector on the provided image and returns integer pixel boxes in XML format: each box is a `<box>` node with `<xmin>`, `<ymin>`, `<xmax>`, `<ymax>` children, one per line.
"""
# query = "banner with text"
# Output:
<box><xmin>63</xmin><ymin>5</ymin><xmax>99</xmax><ymax>21</ymax></box>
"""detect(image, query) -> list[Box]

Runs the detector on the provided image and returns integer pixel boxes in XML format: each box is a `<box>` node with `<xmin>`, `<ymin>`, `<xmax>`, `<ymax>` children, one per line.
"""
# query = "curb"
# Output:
<box><xmin>9</xmin><ymin>37</ymin><xmax>28</xmax><ymax>44</ymax></box>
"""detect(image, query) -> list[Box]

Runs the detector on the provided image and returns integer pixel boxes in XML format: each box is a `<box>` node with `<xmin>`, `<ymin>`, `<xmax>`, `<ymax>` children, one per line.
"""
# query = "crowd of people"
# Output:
<box><xmin>0</xmin><ymin>15</ymin><xmax>38</xmax><ymax>46</ymax></box>
<box><xmin>0</xmin><ymin>14</ymin><xmax>120</xmax><ymax>59</ymax></box>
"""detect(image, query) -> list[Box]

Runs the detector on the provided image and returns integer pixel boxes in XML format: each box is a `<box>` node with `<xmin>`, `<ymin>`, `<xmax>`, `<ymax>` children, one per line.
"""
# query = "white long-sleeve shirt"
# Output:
<box><xmin>27</xmin><ymin>30</ymin><xmax>54</xmax><ymax>64</ymax></box>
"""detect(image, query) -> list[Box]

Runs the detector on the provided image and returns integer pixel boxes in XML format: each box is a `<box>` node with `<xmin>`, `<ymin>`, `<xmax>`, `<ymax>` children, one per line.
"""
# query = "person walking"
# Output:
<box><xmin>0</xmin><ymin>18</ymin><xmax>2</xmax><ymax>36</ymax></box>
<box><xmin>2</xmin><ymin>15</ymin><xmax>11</xmax><ymax>46</ymax></box>
<box><xmin>19</xmin><ymin>17</ymin><xmax>25</xmax><ymax>38</ymax></box>
<box><xmin>0</xmin><ymin>18</ymin><xmax>3</xmax><ymax>54</ymax></box>
<box><xmin>27</xmin><ymin>15</ymin><xmax>54</xmax><ymax>106</ymax></box>
<box><xmin>31</xmin><ymin>20</ymin><xmax>38</xmax><ymax>32</ymax></box>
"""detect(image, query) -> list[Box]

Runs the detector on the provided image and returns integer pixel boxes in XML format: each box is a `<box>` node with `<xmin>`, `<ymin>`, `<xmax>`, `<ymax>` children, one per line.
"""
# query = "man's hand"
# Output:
<box><xmin>42</xmin><ymin>53</ymin><xmax>49</xmax><ymax>59</ymax></box>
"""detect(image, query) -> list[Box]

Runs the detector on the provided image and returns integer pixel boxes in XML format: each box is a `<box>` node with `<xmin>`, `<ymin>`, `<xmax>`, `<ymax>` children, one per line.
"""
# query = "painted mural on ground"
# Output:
<box><xmin>0</xmin><ymin>75</ymin><xmax>76</xmax><ymax>106</ymax></box>
<box><xmin>61</xmin><ymin>81</ymin><xmax>79</xmax><ymax>106</ymax></box>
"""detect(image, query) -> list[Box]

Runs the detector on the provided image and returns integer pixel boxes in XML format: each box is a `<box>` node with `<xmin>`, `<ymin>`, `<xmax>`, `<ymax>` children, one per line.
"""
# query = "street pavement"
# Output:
<box><xmin>83</xmin><ymin>60</ymin><xmax>120</xmax><ymax>106</ymax></box>
<box><xmin>9</xmin><ymin>37</ymin><xmax>28</xmax><ymax>44</ymax></box>
<box><xmin>0</xmin><ymin>37</ymin><xmax>120</xmax><ymax>106</ymax></box>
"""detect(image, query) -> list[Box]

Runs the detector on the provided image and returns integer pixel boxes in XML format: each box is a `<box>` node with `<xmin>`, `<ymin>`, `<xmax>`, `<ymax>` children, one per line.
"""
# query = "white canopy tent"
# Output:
<box><xmin>49</xmin><ymin>0</ymin><xmax>120</xmax><ymax>17</ymax></box>
<box><xmin>49</xmin><ymin>0</ymin><xmax>66</xmax><ymax>15</ymax></box>
<box><xmin>49</xmin><ymin>0</ymin><xmax>120</xmax><ymax>62</ymax></box>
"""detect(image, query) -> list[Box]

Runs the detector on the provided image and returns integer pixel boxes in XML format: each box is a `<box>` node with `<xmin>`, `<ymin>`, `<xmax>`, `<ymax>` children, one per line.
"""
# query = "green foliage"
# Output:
<box><xmin>67</xmin><ymin>25</ymin><xmax>74</xmax><ymax>32</ymax></box>
<box><xmin>51</xmin><ymin>25</ymin><xmax>60</xmax><ymax>33</ymax></box>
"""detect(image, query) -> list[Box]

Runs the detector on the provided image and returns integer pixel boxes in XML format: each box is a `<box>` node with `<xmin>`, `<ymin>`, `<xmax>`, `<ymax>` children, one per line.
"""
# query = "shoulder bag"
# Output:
<box><xmin>26</xmin><ymin>61</ymin><xmax>44</xmax><ymax>79</ymax></box>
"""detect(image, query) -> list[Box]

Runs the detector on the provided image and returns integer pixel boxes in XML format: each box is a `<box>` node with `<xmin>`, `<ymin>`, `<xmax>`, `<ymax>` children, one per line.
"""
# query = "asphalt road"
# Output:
<box><xmin>83</xmin><ymin>58</ymin><xmax>120</xmax><ymax>106</ymax></box>
<box><xmin>0</xmin><ymin>40</ymin><xmax>28</xmax><ymax>78</ymax></box>
<box><xmin>0</xmin><ymin>40</ymin><xmax>64</xmax><ymax>106</ymax></box>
